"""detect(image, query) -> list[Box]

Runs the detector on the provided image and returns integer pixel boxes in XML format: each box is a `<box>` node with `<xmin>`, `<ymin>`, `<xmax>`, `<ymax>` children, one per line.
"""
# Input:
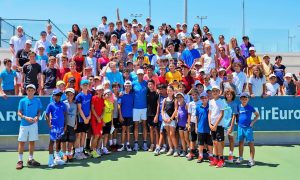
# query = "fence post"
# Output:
<box><xmin>0</xmin><ymin>17</ymin><xmax>2</xmax><ymax>47</ymax></box>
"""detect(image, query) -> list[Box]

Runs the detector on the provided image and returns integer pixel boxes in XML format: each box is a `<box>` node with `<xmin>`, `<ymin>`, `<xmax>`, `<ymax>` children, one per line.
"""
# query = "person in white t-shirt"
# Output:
<box><xmin>98</xmin><ymin>16</ymin><xmax>109</xmax><ymax>33</ymax></box>
<box><xmin>208</xmin><ymin>86</ymin><xmax>226</xmax><ymax>167</ymax></box>
<box><xmin>145</xmin><ymin>25</ymin><xmax>153</xmax><ymax>43</ymax></box>
<box><xmin>46</xmin><ymin>24</ymin><xmax>56</xmax><ymax>42</ymax></box>
<box><xmin>248</xmin><ymin>65</ymin><xmax>266</xmax><ymax>97</ymax></box>
<box><xmin>158</xmin><ymin>26</ymin><xmax>167</xmax><ymax>49</ymax></box>
<box><xmin>266</xmin><ymin>74</ymin><xmax>280</xmax><ymax>96</ymax></box>
<box><xmin>9</xmin><ymin>26</ymin><xmax>27</xmax><ymax>64</ymax></box>
<box><xmin>232</xmin><ymin>62</ymin><xmax>247</xmax><ymax>95</ymax></box>
<box><xmin>120</xmin><ymin>23</ymin><xmax>137</xmax><ymax>42</ymax></box>
<box><xmin>177</xmin><ymin>23</ymin><xmax>191</xmax><ymax>42</ymax></box>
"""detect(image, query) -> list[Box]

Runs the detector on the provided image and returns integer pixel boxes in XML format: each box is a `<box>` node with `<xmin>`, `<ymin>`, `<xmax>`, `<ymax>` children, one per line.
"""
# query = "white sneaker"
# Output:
<box><xmin>102</xmin><ymin>147</ymin><xmax>111</xmax><ymax>155</ymax></box>
<box><xmin>143</xmin><ymin>143</ymin><xmax>148</xmax><ymax>151</ymax></box>
<box><xmin>248</xmin><ymin>160</ymin><xmax>255</xmax><ymax>167</ymax></box>
<box><xmin>118</xmin><ymin>145</ymin><xmax>125</xmax><ymax>152</ymax></box>
<box><xmin>159</xmin><ymin>146</ymin><xmax>167</xmax><ymax>154</ymax></box>
<box><xmin>133</xmin><ymin>143</ymin><xmax>139</xmax><ymax>151</ymax></box>
<box><xmin>173</xmin><ymin>151</ymin><xmax>179</xmax><ymax>157</ymax></box>
<box><xmin>235</xmin><ymin>157</ymin><xmax>244</xmax><ymax>164</ymax></box>
<box><xmin>126</xmin><ymin>145</ymin><xmax>132</xmax><ymax>152</ymax></box>
<box><xmin>54</xmin><ymin>157</ymin><xmax>65</xmax><ymax>165</ymax></box>
<box><xmin>48</xmin><ymin>157</ymin><xmax>55</xmax><ymax>168</ymax></box>
<box><xmin>166</xmin><ymin>149</ymin><xmax>174</xmax><ymax>156</ymax></box>
<box><xmin>74</xmin><ymin>152</ymin><xmax>83</xmax><ymax>160</ymax></box>
<box><xmin>80</xmin><ymin>152</ymin><xmax>87</xmax><ymax>159</ymax></box>
<box><xmin>154</xmin><ymin>148</ymin><xmax>160</xmax><ymax>156</ymax></box>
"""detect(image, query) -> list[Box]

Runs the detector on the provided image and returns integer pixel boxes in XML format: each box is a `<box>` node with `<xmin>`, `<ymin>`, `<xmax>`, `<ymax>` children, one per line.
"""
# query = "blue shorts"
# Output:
<box><xmin>50</xmin><ymin>126</ymin><xmax>65</xmax><ymax>141</ymax></box>
<box><xmin>237</xmin><ymin>126</ymin><xmax>254</xmax><ymax>143</ymax></box>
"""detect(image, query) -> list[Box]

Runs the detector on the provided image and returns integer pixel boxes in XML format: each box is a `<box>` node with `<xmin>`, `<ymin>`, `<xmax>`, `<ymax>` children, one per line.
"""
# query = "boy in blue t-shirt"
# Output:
<box><xmin>45</xmin><ymin>89</ymin><xmax>67</xmax><ymax>168</ymax></box>
<box><xmin>117</xmin><ymin>80</ymin><xmax>134</xmax><ymax>152</ymax></box>
<box><xmin>195</xmin><ymin>92</ymin><xmax>213</xmax><ymax>163</ymax></box>
<box><xmin>236</xmin><ymin>92</ymin><xmax>259</xmax><ymax>167</ymax></box>
<box><xmin>16</xmin><ymin>84</ymin><xmax>42</xmax><ymax>170</ymax></box>
<box><xmin>74</xmin><ymin>79</ymin><xmax>92</xmax><ymax>160</ymax></box>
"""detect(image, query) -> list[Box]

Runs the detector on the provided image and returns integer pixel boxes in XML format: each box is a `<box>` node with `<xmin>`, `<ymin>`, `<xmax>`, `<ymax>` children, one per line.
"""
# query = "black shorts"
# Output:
<box><xmin>211</xmin><ymin>126</ymin><xmax>225</xmax><ymax>142</ymax></box>
<box><xmin>178</xmin><ymin>125</ymin><xmax>188</xmax><ymax>131</ymax></box>
<box><xmin>189</xmin><ymin>122</ymin><xmax>197</xmax><ymax>142</ymax></box>
<box><xmin>122</xmin><ymin>117</ymin><xmax>133</xmax><ymax>127</ymax></box>
<box><xmin>102</xmin><ymin>121</ymin><xmax>112</xmax><ymax>135</ymax></box>
<box><xmin>197</xmin><ymin>133</ymin><xmax>213</xmax><ymax>146</ymax></box>
<box><xmin>75</xmin><ymin>122</ymin><xmax>90</xmax><ymax>133</ymax></box>
<box><xmin>147</xmin><ymin>116</ymin><xmax>159</xmax><ymax>127</ymax></box>
<box><xmin>61</xmin><ymin>125</ymin><xmax>76</xmax><ymax>142</ymax></box>
<box><xmin>113</xmin><ymin>118</ymin><xmax>122</xmax><ymax>129</ymax></box>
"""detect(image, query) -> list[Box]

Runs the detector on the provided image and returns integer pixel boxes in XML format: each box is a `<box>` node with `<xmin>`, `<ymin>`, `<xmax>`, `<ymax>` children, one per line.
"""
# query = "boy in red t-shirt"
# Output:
<box><xmin>90</xmin><ymin>85</ymin><xmax>105</xmax><ymax>158</ymax></box>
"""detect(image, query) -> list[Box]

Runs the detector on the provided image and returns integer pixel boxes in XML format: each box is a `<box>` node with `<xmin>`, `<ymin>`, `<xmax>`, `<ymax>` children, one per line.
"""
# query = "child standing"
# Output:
<box><xmin>195</xmin><ymin>92</ymin><xmax>213</xmax><ymax>163</ymax></box>
<box><xmin>111</xmin><ymin>83</ymin><xmax>122</xmax><ymax>151</ymax></box>
<box><xmin>90</xmin><ymin>85</ymin><xmax>105</xmax><ymax>158</ymax></box>
<box><xmin>118</xmin><ymin>80</ymin><xmax>134</xmax><ymax>152</ymax></box>
<box><xmin>236</xmin><ymin>92</ymin><xmax>259</xmax><ymax>167</ymax></box>
<box><xmin>45</xmin><ymin>89</ymin><xmax>67</xmax><ymax>168</ymax></box>
<box><xmin>222</xmin><ymin>89</ymin><xmax>238</xmax><ymax>163</ymax></box>
<box><xmin>74</xmin><ymin>79</ymin><xmax>92</xmax><ymax>160</ymax></box>
<box><xmin>61</xmin><ymin>88</ymin><xmax>77</xmax><ymax>162</ymax></box>
<box><xmin>175</xmin><ymin>92</ymin><xmax>190</xmax><ymax>157</ymax></box>
<box><xmin>209</xmin><ymin>86</ymin><xmax>226</xmax><ymax>168</ymax></box>
<box><xmin>102</xmin><ymin>89</ymin><xmax>114</xmax><ymax>155</ymax></box>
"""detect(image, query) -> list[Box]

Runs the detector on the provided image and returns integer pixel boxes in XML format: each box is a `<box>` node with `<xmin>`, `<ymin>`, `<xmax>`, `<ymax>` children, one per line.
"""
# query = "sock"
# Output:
<box><xmin>126</xmin><ymin>142</ymin><xmax>130</xmax><ymax>145</ymax></box>
<box><xmin>18</xmin><ymin>154</ymin><xmax>23</xmax><ymax>161</ymax></box>
<box><xmin>249</xmin><ymin>157</ymin><xmax>253</xmax><ymax>162</ymax></box>
<box><xmin>75</xmin><ymin>148</ymin><xmax>80</xmax><ymax>153</ymax></box>
<box><xmin>55</xmin><ymin>152</ymin><xmax>60</xmax><ymax>158</ymax></box>
<box><xmin>28</xmin><ymin>154</ymin><xmax>33</xmax><ymax>160</ymax></box>
<box><xmin>113</xmin><ymin>139</ymin><xmax>117</xmax><ymax>145</ymax></box>
<box><xmin>109</xmin><ymin>140</ymin><xmax>113</xmax><ymax>146</ymax></box>
<box><xmin>85</xmin><ymin>138</ymin><xmax>91</xmax><ymax>149</ymax></box>
<box><xmin>229</xmin><ymin>151</ymin><xmax>233</xmax><ymax>156</ymax></box>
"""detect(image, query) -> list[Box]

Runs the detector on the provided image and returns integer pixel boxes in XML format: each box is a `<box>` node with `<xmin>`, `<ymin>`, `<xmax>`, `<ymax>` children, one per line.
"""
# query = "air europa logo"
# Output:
<box><xmin>0</xmin><ymin>111</ymin><xmax>46</xmax><ymax>121</ymax></box>
<box><xmin>254</xmin><ymin>107</ymin><xmax>300</xmax><ymax>120</ymax></box>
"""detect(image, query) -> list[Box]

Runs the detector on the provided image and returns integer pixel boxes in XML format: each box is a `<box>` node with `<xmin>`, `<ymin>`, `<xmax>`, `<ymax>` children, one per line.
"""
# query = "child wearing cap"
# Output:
<box><xmin>146</xmin><ymin>79</ymin><xmax>160</xmax><ymax>152</ymax></box>
<box><xmin>61</xmin><ymin>88</ymin><xmax>77</xmax><ymax>162</ymax></box>
<box><xmin>74</xmin><ymin>79</ymin><xmax>92</xmax><ymax>160</ymax></box>
<box><xmin>195</xmin><ymin>92</ymin><xmax>213</xmax><ymax>163</ymax></box>
<box><xmin>175</xmin><ymin>92</ymin><xmax>189</xmax><ymax>157</ymax></box>
<box><xmin>283</xmin><ymin>73</ymin><xmax>297</xmax><ymax>96</ymax></box>
<box><xmin>222</xmin><ymin>89</ymin><xmax>238</xmax><ymax>163</ymax></box>
<box><xmin>186</xmin><ymin>89</ymin><xmax>201</xmax><ymax>161</ymax></box>
<box><xmin>236</xmin><ymin>92</ymin><xmax>259</xmax><ymax>167</ymax></box>
<box><xmin>90</xmin><ymin>85</ymin><xmax>105</xmax><ymax>158</ymax></box>
<box><xmin>102</xmin><ymin>89</ymin><xmax>114</xmax><ymax>155</ymax></box>
<box><xmin>117</xmin><ymin>81</ymin><xmax>134</xmax><ymax>152</ymax></box>
<box><xmin>45</xmin><ymin>89</ymin><xmax>67</xmax><ymax>168</ymax></box>
<box><xmin>209</xmin><ymin>86</ymin><xmax>226</xmax><ymax>168</ymax></box>
<box><xmin>266</xmin><ymin>74</ymin><xmax>280</xmax><ymax>96</ymax></box>
<box><xmin>16</xmin><ymin>84</ymin><xmax>42</xmax><ymax>170</ymax></box>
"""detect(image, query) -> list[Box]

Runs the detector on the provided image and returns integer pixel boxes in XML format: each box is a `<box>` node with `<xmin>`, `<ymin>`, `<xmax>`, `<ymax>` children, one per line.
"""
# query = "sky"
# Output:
<box><xmin>0</xmin><ymin>0</ymin><xmax>300</xmax><ymax>52</ymax></box>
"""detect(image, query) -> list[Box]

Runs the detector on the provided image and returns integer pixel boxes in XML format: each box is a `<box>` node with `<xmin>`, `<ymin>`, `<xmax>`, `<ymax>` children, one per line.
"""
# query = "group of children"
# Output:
<box><xmin>16</xmin><ymin>75</ymin><xmax>260</xmax><ymax>169</ymax></box>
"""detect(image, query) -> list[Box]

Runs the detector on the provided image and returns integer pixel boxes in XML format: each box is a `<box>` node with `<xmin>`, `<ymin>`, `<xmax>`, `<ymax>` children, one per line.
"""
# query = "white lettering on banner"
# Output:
<box><xmin>255</xmin><ymin>107</ymin><xmax>300</xmax><ymax>120</ymax></box>
<box><xmin>0</xmin><ymin>111</ymin><xmax>46</xmax><ymax>121</ymax></box>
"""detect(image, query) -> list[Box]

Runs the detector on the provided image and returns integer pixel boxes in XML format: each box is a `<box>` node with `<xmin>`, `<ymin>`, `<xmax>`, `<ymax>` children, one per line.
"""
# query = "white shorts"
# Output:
<box><xmin>162</xmin><ymin>113</ymin><xmax>177</xmax><ymax>128</ymax></box>
<box><xmin>133</xmin><ymin>108</ymin><xmax>147</xmax><ymax>122</ymax></box>
<box><xmin>18</xmin><ymin>123</ymin><xmax>39</xmax><ymax>142</ymax></box>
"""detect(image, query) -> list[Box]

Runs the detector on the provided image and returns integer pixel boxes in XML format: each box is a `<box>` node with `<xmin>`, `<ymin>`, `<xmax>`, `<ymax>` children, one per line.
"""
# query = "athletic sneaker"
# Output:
<box><xmin>216</xmin><ymin>159</ymin><xmax>225</xmax><ymax>168</ymax></box>
<box><xmin>58</xmin><ymin>151</ymin><xmax>64</xmax><ymax>158</ymax></box>
<box><xmin>91</xmin><ymin>150</ymin><xmax>100</xmax><ymax>158</ymax></box>
<box><xmin>133</xmin><ymin>143</ymin><xmax>139</xmax><ymax>151</ymax></box>
<box><xmin>117</xmin><ymin>145</ymin><xmax>125</xmax><ymax>152</ymax></box>
<box><xmin>235</xmin><ymin>157</ymin><xmax>244</xmax><ymax>164</ymax></box>
<box><xmin>80</xmin><ymin>152</ymin><xmax>88</xmax><ymax>159</ymax></box>
<box><xmin>102</xmin><ymin>147</ymin><xmax>111</xmax><ymax>155</ymax></box>
<box><xmin>173</xmin><ymin>151</ymin><xmax>179</xmax><ymax>157</ymax></box>
<box><xmin>180</xmin><ymin>151</ymin><xmax>187</xmax><ymax>157</ymax></box>
<box><xmin>74</xmin><ymin>152</ymin><xmax>83</xmax><ymax>160</ymax></box>
<box><xmin>67</xmin><ymin>155</ymin><xmax>73</xmax><ymax>162</ymax></box>
<box><xmin>148</xmin><ymin>144</ymin><xmax>155</xmax><ymax>152</ymax></box>
<box><xmin>126</xmin><ymin>145</ymin><xmax>132</xmax><ymax>152</ymax></box>
<box><xmin>154</xmin><ymin>148</ymin><xmax>160</xmax><ymax>156</ymax></box>
<box><xmin>48</xmin><ymin>157</ymin><xmax>55</xmax><ymax>168</ymax></box>
<box><xmin>248</xmin><ymin>160</ymin><xmax>255</xmax><ymax>167</ymax></box>
<box><xmin>96</xmin><ymin>149</ymin><xmax>102</xmax><ymax>156</ymax></box>
<box><xmin>166</xmin><ymin>149</ymin><xmax>174</xmax><ymax>156</ymax></box>
<box><xmin>209</xmin><ymin>157</ymin><xmax>219</xmax><ymax>166</ymax></box>
<box><xmin>143</xmin><ymin>142</ymin><xmax>148</xmax><ymax>151</ymax></box>
<box><xmin>159</xmin><ymin>146</ymin><xmax>167</xmax><ymax>154</ymax></box>
<box><xmin>54</xmin><ymin>157</ymin><xmax>65</xmax><ymax>165</ymax></box>
<box><xmin>27</xmin><ymin>159</ymin><xmax>41</xmax><ymax>168</ymax></box>
<box><xmin>62</xmin><ymin>155</ymin><xmax>68</xmax><ymax>162</ymax></box>
<box><xmin>197</xmin><ymin>156</ymin><xmax>203</xmax><ymax>163</ymax></box>
<box><xmin>227</xmin><ymin>155</ymin><xmax>234</xmax><ymax>163</ymax></box>
<box><xmin>187</xmin><ymin>152</ymin><xmax>195</xmax><ymax>161</ymax></box>
<box><xmin>16</xmin><ymin>161</ymin><xmax>23</xmax><ymax>170</ymax></box>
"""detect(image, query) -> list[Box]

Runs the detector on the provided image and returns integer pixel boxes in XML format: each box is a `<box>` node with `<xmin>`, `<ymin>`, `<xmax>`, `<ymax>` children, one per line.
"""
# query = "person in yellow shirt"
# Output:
<box><xmin>262</xmin><ymin>54</ymin><xmax>273</xmax><ymax>81</ymax></box>
<box><xmin>165</xmin><ymin>63</ymin><xmax>182</xmax><ymax>88</ymax></box>
<box><xmin>136</xmin><ymin>48</ymin><xmax>150</xmax><ymax>64</ymax></box>
<box><xmin>102</xmin><ymin>89</ymin><xmax>114</xmax><ymax>155</ymax></box>
<box><xmin>246</xmin><ymin>47</ymin><xmax>262</xmax><ymax>76</ymax></box>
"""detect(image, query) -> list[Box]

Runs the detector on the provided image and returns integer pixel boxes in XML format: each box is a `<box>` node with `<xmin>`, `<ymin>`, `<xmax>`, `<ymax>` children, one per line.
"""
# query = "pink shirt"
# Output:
<box><xmin>219</xmin><ymin>55</ymin><xmax>232</xmax><ymax>74</ymax></box>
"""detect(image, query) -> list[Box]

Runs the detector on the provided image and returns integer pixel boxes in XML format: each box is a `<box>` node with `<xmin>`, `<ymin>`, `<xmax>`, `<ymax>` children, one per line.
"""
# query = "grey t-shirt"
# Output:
<box><xmin>113</xmin><ymin>96</ymin><xmax>119</xmax><ymax>119</ymax></box>
<box><xmin>63</xmin><ymin>100</ymin><xmax>77</xmax><ymax>127</ymax></box>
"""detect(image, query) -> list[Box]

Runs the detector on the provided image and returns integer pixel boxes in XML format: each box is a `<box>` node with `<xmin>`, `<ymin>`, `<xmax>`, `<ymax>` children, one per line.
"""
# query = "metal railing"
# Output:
<box><xmin>0</xmin><ymin>17</ymin><xmax>67</xmax><ymax>48</ymax></box>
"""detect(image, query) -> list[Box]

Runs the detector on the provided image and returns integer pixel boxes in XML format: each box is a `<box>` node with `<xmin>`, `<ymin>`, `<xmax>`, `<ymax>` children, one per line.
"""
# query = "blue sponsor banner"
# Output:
<box><xmin>0</xmin><ymin>96</ymin><xmax>300</xmax><ymax>135</ymax></box>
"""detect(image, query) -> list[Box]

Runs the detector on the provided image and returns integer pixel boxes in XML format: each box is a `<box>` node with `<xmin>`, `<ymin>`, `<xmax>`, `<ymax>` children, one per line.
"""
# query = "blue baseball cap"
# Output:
<box><xmin>52</xmin><ymin>89</ymin><xmax>63</xmax><ymax>96</ymax></box>
<box><xmin>80</xmin><ymin>79</ymin><xmax>89</xmax><ymax>86</ymax></box>
<box><xmin>200</xmin><ymin>92</ymin><xmax>208</xmax><ymax>98</ymax></box>
<box><xmin>137</xmin><ymin>48</ymin><xmax>144</xmax><ymax>52</ymax></box>
<box><xmin>240</xmin><ymin>92</ymin><xmax>250</xmax><ymax>98</ymax></box>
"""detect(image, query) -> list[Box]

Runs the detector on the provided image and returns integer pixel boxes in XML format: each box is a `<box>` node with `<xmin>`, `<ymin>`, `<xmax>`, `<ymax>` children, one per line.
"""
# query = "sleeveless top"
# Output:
<box><xmin>177</xmin><ymin>102</ymin><xmax>188</xmax><ymax>127</ymax></box>
<box><xmin>203</xmin><ymin>54</ymin><xmax>215</xmax><ymax>74</ymax></box>
<box><xmin>164</xmin><ymin>97</ymin><xmax>175</xmax><ymax>117</ymax></box>
<box><xmin>219</xmin><ymin>55</ymin><xmax>232</xmax><ymax>74</ymax></box>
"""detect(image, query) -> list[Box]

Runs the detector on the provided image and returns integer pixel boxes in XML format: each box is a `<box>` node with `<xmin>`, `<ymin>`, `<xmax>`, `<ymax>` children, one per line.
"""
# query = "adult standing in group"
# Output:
<box><xmin>240</xmin><ymin>36</ymin><xmax>254</xmax><ymax>59</ymax></box>
<box><xmin>72</xmin><ymin>24</ymin><xmax>81</xmax><ymax>42</ymax></box>
<box><xmin>77</xmin><ymin>27</ymin><xmax>92</xmax><ymax>56</ymax></box>
<box><xmin>34</xmin><ymin>31</ymin><xmax>51</xmax><ymax>55</ymax></box>
<box><xmin>246</xmin><ymin>47</ymin><xmax>261</xmax><ymax>77</ymax></box>
<box><xmin>165</xmin><ymin>28</ymin><xmax>181</xmax><ymax>52</ymax></box>
<box><xmin>9</xmin><ymin>26</ymin><xmax>27</xmax><ymax>65</ymax></box>
<box><xmin>132</xmin><ymin>69</ymin><xmax>149</xmax><ymax>151</ymax></box>
<box><xmin>98</xmin><ymin>16</ymin><xmax>109</xmax><ymax>34</ymax></box>
<box><xmin>46</xmin><ymin>24</ymin><xmax>56</xmax><ymax>42</ymax></box>
<box><xmin>181</xmin><ymin>38</ymin><xmax>200</xmax><ymax>68</ymax></box>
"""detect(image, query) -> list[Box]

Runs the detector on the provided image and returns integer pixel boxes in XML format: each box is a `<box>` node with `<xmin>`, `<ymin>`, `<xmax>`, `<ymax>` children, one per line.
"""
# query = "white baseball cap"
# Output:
<box><xmin>212</xmin><ymin>85</ymin><xmax>220</xmax><ymax>91</ymax></box>
<box><xmin>65</xmin><ymin>88</ymin><xmax>75</xmax><ymax>94</ymax></box>
<box><xmin>137</xmin><ymin>69</ymin><xmax>144</xmax><ymax>75</ymax></box>
<box><xmin>38</xmin><ymin>44</ymin><xmax>45</xmax><ymax>49</ymax></box>
<box><xmin>95</xmin><ymin>85</ymin><xmax>104</xmax><ymax>90</ymax></box>
<box><xmin>25</xmin><ymin>40</ymin><xmax>32</xmax><ymax>45</ymax></box>
<box><xmin>284</xmin><ymin>73</ymin><xmax>292</xmax><ymax>78</ymax></box>
<box><xmin>249</xmin><ymin>47</ymin><xmax>256</xmax><ymax>51</ymax></box>
<box><xmin>269</xmin><ymin>74</ymin><xmax>276</xmax><ymax>78</ymax></box>
<box><xmin>124</xmin><ymin>80</ymin><xmax>132</xmax><ymax>86</ymax></box>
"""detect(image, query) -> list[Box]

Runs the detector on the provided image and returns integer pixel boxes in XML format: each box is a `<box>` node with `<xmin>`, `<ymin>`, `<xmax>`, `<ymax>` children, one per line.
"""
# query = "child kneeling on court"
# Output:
<box><xmin>46</xmin><ymin>89</ymin><xmax>67</xmax><ymax>168</ymax></box>
<box><xmin>236</xmin><ymin>92</ymin><xmax>259</xmax><ymax>167</ymax></box>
